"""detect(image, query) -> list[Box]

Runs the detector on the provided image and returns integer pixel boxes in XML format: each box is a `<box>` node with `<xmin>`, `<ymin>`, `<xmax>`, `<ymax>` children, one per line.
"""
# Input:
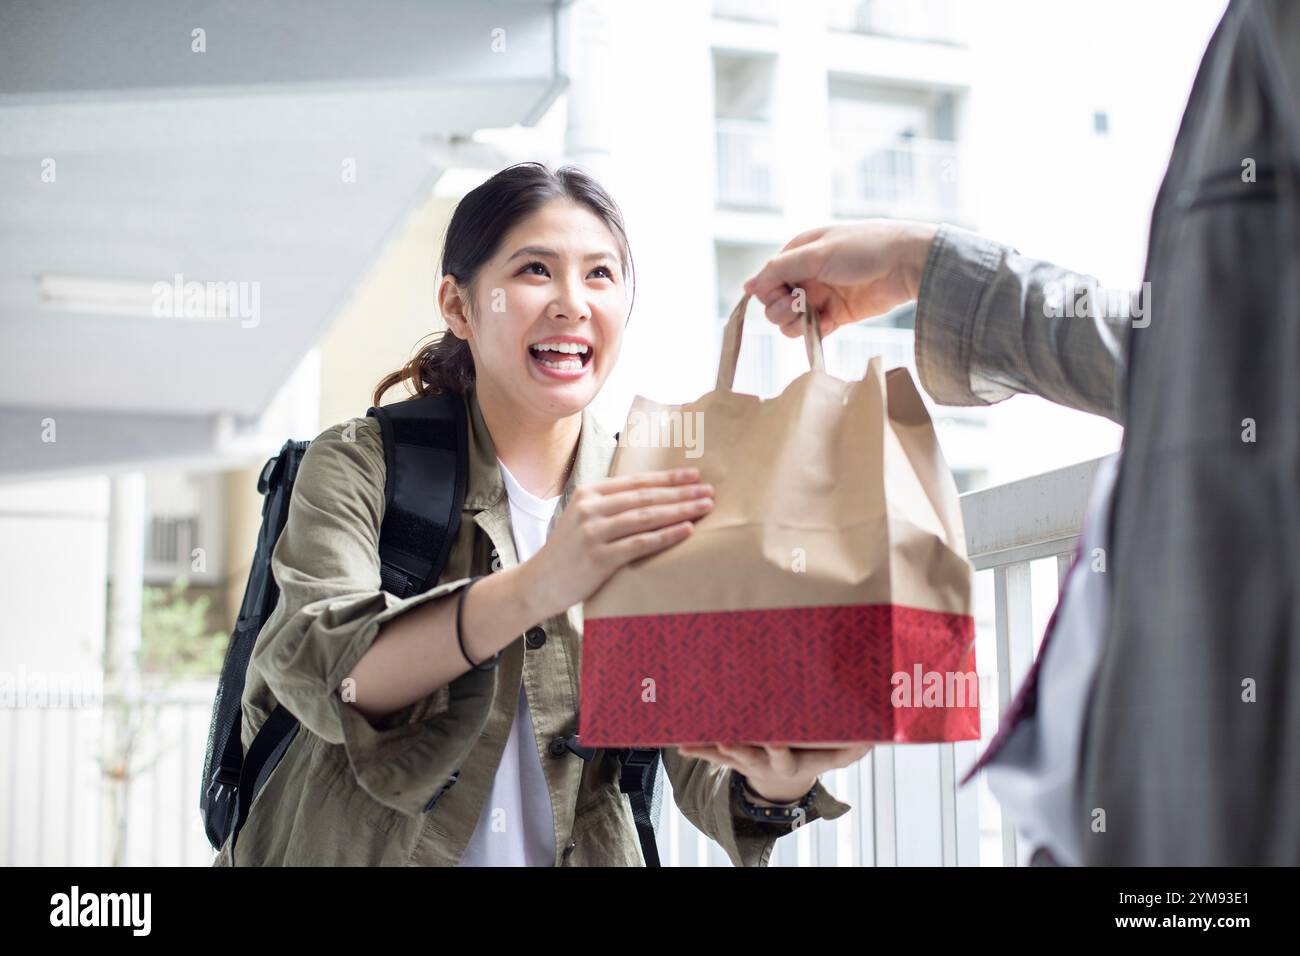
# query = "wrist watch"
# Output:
<box><xmin>731</xmin><ymin>770</ymin><xmax>817</xmax><ymax>823</ymax></box>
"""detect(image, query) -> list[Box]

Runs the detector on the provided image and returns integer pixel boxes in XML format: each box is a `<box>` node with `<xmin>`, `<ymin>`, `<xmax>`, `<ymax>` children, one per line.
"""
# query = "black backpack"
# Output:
<box><xmin>200</xmin><ymin>389</ymin><xmax>663</xmax><ymax>865</ymax></box>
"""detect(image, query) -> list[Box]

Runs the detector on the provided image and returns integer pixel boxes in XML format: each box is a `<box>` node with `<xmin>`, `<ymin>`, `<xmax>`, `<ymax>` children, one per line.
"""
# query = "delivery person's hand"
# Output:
<box><xmin>676</xmin><ymin>742</ymin><xmax>873</xmax><ymax>805</ymax></box>
<box><xmin>743</xmin><ymin>219</ymin><xmax>938</xmax><ymax>340</ymax></box>
<box><xmin>522</xmin><ymin>467</ymin><xmax>713</xmax><ymax>620</ymax></box>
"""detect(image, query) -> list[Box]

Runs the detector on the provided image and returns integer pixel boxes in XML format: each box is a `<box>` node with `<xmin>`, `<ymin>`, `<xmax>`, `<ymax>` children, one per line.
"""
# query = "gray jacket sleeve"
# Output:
<box><xmin>913</xmin><ymin>223</ymin><xmax>1134</xmax><ymax>425</ymax></box>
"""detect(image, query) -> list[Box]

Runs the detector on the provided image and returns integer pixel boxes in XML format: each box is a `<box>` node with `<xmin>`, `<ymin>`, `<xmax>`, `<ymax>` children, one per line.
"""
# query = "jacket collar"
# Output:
<box><xmin>461</xmin><ymin>383</ymin><xmax>617</xmax><ymax>514</ymax></box>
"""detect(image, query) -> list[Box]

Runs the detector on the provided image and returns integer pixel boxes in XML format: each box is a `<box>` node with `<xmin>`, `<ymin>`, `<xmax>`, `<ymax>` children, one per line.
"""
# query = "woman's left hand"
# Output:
<box><xmin>675</xmin><ymin>742</ymin><xmax>874</xmax><ymax>804</ymax></box>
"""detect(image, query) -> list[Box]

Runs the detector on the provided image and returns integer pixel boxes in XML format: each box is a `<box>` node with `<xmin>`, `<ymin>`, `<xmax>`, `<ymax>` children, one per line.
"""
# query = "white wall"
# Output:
<box><xmin>966</xmin><ymin>0</ymin><xmax>1228</xmax><ymax>485</ymax></box>
<box><xmin>0</xmin><ymin>475</ymin><xmax>110</xmax><ymax>864</ymax></box>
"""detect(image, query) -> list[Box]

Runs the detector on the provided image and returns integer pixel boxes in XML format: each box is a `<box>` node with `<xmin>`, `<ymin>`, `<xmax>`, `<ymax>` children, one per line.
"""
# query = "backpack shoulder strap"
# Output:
<box><xmin>366</xmin><ymin>389</ymin><xmax>469</xmax><ymax>600</ymax></box>
<box><xmin>555</xmin><ymin>733</ymin><xmax>664</xmax><ymax>867</ymax></box>
<box><xmin>222</xmin><ymin>392</ymin><xmax>470</xmax><ymax>862</ymax></box>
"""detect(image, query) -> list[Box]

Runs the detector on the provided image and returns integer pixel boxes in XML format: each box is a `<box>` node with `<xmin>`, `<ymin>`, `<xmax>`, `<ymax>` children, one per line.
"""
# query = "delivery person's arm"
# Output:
<box><xmin>744</xmin><ymin>220</ymin><xmax>1133</xmax><ymax>425</ymax></box>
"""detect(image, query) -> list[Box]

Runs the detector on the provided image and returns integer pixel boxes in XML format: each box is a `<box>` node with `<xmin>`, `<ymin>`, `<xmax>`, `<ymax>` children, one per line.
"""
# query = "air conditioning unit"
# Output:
<box><xmin>143</xmin><ymin>472</ymin><xmax>226</xmax><ymax>585</ymax></box>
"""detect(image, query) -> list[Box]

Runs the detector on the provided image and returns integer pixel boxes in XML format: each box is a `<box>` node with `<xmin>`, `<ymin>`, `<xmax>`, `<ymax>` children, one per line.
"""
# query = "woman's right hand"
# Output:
<box><xmin>743</xmin><ymin>219</ymin><xmax>939</xmax><ymax>340</ymax></box>
<box><xmin>523</xmin><ymin>467</ymin><xmax>714</xmax><ymax>618</ymax></box>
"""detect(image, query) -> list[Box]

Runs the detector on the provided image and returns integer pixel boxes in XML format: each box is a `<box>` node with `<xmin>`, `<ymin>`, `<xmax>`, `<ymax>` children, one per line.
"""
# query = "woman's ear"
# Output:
<box><xmin>438</xmin><ymin>275</ymin><xmax>473</xmax><ymax>341</ymax></box>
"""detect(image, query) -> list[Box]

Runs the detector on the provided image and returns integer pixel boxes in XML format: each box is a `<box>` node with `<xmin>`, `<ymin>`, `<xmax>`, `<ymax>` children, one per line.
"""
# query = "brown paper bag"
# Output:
<box><xmin>579</xmin><ymin>294</ymin><xmax>978</xmax><ymax>746</ymax></box>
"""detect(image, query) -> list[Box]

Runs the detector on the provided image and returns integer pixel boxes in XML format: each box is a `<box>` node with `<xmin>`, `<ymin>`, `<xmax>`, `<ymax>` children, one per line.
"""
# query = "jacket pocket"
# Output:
<box><xmin>1175</xmin><ymin>164</ymin><xmax>1278</xmax><ymax>210</ymax></box>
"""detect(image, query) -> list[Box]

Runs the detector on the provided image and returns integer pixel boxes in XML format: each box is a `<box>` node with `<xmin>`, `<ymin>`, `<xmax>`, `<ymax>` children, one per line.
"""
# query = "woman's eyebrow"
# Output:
<box><xmin>506</xmin><ymin>245</ymin><xmax>619</xmax><ymax>263</ymax></box>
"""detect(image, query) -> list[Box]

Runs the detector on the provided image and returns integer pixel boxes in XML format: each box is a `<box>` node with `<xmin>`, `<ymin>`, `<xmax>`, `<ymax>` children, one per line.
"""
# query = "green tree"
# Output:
<box><xmin>138</xmin><ymin>576</ymin><xmax>229</xmax><ymax>679</ymax></box>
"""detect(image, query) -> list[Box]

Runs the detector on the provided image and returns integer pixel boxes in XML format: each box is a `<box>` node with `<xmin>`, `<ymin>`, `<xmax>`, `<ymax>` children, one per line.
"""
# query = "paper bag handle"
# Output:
<box><xmin>715</xmin><ymin>292</ymin><xmax>826</xmax><ymax>393</ymax></box>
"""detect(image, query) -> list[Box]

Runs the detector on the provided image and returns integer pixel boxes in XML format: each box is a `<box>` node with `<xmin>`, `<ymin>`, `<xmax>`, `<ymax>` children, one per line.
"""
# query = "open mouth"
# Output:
<box><xmin>527</xmin><ymin>341</ymin><xmax>594</xmax><ymax>377</ymax></box>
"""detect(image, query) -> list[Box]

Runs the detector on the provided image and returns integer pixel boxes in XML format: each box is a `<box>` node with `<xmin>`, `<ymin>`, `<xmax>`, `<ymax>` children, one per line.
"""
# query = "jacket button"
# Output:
<box><xmin>524</xmin><ymin>625</ymin><xmax>547</xmax><ymax>649</ymax></box>
<box><xmin>548</xmin><ymin>737</ymin><xmax>567</xmax><ymax>758</ymax></box>
<box><xmin>562</xmin><ymin>839</ymin><xmax>576</xmax><ymax>858</ymax></box>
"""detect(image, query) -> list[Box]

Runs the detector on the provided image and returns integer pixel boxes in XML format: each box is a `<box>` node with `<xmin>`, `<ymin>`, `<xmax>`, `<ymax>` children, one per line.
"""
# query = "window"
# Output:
<box><xmin>828</xmin><ymin>76</ymin><xmax>963</xmax><ymax>221</ymax></box>
<box><xmin>713</xmin><ymin>53</ymin><xmax>780</xmax><ymax>210</ymax></box>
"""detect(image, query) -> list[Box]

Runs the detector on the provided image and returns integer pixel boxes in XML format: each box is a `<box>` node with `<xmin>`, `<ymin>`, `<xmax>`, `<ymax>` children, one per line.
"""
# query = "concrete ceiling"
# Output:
<box><xmin>0</xmin><ymin>0</ymin><xmax>567</xmax><ymax>480</ymax></box>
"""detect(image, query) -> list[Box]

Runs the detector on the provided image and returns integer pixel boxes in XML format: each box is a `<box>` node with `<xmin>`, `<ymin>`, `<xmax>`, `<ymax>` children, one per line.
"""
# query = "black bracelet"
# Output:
<box><xmin>456</xmin><ymin>576</ymin><xmax>500</xmax><ymax>671</ymax></box>
<box><xmin>731</xmin><ymin>770</ymin><xmax>817</xmax><ymax>823</ymax></box>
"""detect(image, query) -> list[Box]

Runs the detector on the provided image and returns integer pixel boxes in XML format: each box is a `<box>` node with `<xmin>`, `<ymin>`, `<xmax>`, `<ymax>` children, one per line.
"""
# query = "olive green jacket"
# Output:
<box><xmin>212</xmin><ymin>384</ymin><xmax>850</xmax><ymax>867</ymax></box>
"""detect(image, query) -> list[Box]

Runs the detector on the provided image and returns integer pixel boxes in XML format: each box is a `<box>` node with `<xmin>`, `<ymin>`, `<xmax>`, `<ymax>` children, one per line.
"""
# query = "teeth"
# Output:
<box><xmin>533</xmin><ymin>354</ymin><xmax>583</xmax><ymax>370</ymax></box>
<box><xmin>530</xmin><ymin>341</ymin><xmax>590</xmax><ymax>354</ymax></box>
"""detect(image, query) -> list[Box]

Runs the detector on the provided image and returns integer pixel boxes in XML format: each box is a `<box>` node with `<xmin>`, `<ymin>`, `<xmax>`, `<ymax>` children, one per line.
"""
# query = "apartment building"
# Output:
<box><xmin>710</xmin><ymin>0</ymin><xmax>990</xmax><ymax>491</ymax></box>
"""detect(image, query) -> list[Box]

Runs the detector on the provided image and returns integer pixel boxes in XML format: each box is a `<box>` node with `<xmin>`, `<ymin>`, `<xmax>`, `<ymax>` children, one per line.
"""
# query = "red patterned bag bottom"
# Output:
<box><xmin>579</xmin><ymin>603</ymin><xmax>979</xmax><ymax>746</ymax></box>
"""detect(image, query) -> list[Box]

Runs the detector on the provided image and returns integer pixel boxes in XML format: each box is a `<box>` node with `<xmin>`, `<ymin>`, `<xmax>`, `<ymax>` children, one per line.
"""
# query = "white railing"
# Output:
<box><xmin>1</xmin><ymin>683</ymin><xmax>218</xmax><ymax>866</ymax></box>
<box><xmin>826</xmin><ymin>0</ymin><xmax>965</xmax><ymax>46</ymax></box>
<box><xmin>958</xmin><ymin>456</ymin><xmax>1105</xmax><ymax>866</ymax></box>
<box><xmin>716</xmin><ymin>119</ymin><xmax>780</xmax><ymax>211</ymax></box>
<box><xmin>832</xmin><ymin>135</ymin><xmax>964</xmax><ymax>222</ymax></box>
<box><xmin>659</xmin><ymin>456</ymin><xmax>1106</xmax><ymax>865</ymax></box>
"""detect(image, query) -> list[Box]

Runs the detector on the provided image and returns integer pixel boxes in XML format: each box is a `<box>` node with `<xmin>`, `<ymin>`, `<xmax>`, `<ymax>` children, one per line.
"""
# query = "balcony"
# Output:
<box><xmin>715</xmin><ymin>119</ymin><xmax>780</xmax><ymax>211</ymax></box>
<box><xmin>832</xmin><ymin>135</ymin><xmax>964</xmax><ymax>222</ymax></box>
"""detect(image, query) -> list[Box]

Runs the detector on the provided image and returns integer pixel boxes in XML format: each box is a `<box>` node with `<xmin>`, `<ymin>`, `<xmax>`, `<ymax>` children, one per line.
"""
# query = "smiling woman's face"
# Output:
<box><xmin>444</xmin><ymin>198</ymin><xmax>628</xmax><ymax>422</ymax></box>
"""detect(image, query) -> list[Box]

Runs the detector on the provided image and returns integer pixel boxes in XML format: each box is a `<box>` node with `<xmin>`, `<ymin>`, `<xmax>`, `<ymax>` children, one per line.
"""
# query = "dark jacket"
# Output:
<box><xmin>1084</xmin><ymin>0</ymin><xmax>1299</xmax><ymax>865</ymax></box>
<box><xmin>914</xmin><ymin>0</ymin><xmax>1299</xmax><ymax>865</ymax></box>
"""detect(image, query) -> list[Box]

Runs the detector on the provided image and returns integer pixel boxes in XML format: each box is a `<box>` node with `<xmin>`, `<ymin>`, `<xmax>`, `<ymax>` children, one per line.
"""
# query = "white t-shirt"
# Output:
<box><xmin>454</xmin><ymin>458</ymin><xmax>560</xmax><ymax>867</ymax></box>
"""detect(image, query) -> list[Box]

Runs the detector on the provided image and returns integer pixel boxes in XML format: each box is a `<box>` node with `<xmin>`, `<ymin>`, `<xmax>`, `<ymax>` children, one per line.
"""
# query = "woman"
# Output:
<box><xmin>213</xmin><ymin>163</ymin><xmax>864</xmax><ymax>867</ymax></box>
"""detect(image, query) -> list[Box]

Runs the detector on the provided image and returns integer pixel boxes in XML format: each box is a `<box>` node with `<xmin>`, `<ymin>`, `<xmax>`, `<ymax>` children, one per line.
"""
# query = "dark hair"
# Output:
<box><xmin>372</xmin><ymin>162</ymin><xmax>634</xmax><ymax>405</ymax></box>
